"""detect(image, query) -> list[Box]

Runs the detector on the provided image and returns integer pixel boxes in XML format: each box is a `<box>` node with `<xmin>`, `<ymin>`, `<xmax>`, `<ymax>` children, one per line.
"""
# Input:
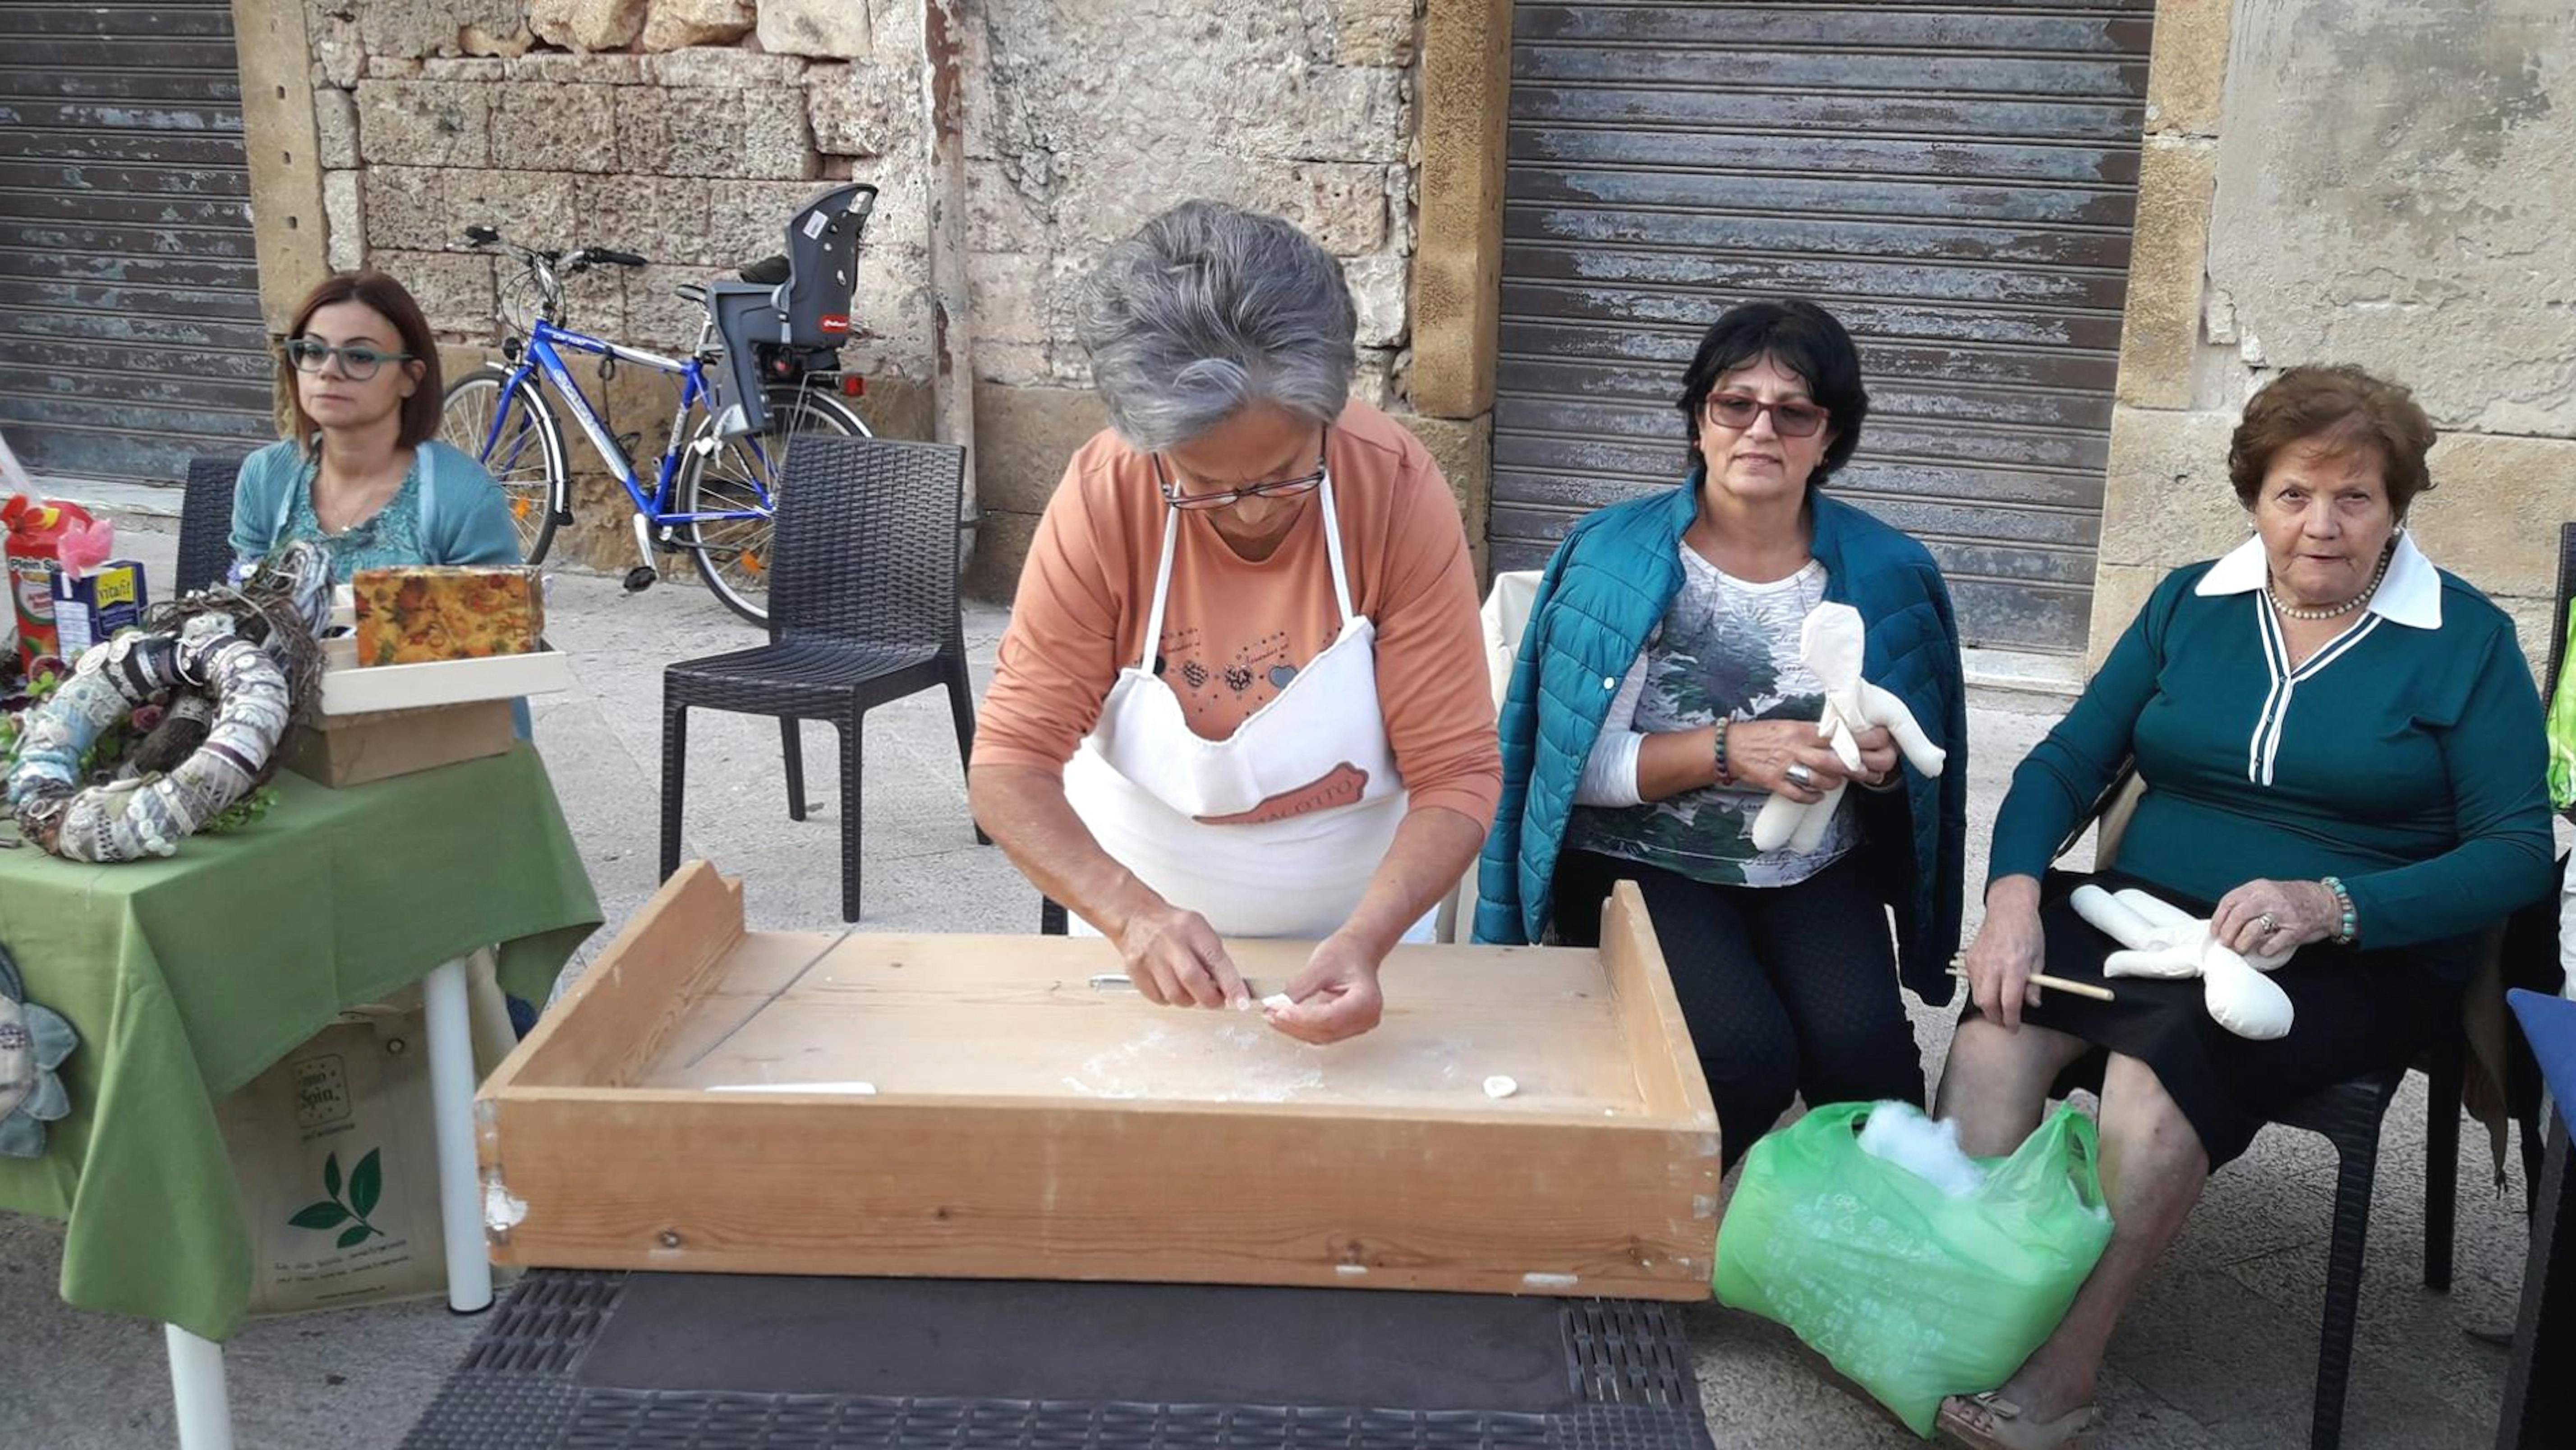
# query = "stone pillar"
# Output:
<box><xmin>923</xmin><ymin>0</ymin><xmax>980</xmax><ymax>552</ymax></box>
<box><xmin>1406</xmin><ymin>0</ymin><xmax>1513</xmax><ymax>587</ymax></box>
<box><xmin>2086</xmin><ymin>0</ymin><xmax>2235</xmax><ymax>669</ymax></box>
<box><xmin>231</xmin><ymin>0</ymin><xmax>331</xmax><ymax>335</ymax></box>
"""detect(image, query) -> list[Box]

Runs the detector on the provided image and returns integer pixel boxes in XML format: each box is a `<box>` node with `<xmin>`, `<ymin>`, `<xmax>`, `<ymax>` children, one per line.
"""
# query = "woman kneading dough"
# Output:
<box><xmin>969</xmin><ymin>202</ymin><xmax>1500</xmax><ymax>1045</ymax></box>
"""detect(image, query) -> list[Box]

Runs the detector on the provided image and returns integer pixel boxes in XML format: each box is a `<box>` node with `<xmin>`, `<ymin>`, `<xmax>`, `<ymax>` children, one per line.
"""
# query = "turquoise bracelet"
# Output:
<box><xmin>2321</xmin><ymin>876</ymin><xmax>2358</xmax><ymax>945</ymax></box>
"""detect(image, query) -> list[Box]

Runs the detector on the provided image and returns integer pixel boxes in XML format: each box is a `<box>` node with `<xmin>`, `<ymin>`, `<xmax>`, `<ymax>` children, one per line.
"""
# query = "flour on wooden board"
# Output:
<box><xmin>1054</xmin><ymin>1020</ymin><xmax>1494</xmax><ymax>1104</ymax></box>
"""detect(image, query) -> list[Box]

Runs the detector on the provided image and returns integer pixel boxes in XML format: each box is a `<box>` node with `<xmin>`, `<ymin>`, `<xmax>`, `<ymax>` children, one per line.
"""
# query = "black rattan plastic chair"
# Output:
<box><xmin>2268</xmin><ymin>1065</ymin><xmax>2408</xmax><ymax>1450</ymax></box>
<box><xmin>175</xmin><ymin>453</ymin><xmax>247</xmax><ymax>595</ymax></box>
<box><xmin>659</xmin><ymin>436</ymin><xmax>984</xmax><ymax>922</ymax></box>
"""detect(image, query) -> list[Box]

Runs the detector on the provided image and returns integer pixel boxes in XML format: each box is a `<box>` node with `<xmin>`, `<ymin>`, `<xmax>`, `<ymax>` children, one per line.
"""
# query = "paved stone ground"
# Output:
<box><xmin>0</xmin><ymin>528</ymin><xmax>2538</xmax><ymax>1448</ymax></box>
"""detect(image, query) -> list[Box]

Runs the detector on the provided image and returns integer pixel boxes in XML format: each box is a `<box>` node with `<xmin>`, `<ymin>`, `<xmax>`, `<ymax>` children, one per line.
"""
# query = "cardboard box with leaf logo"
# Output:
<box><xmin>213</xmin><ymin>953</ymin><xmax>518</xmax><ymax>1316</ymax></box>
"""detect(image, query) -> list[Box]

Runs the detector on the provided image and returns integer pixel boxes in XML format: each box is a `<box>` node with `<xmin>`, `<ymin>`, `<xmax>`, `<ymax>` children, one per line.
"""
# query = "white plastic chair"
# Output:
<box><xmin>1435</xmin><ymin>570</ymin><xmax>1544</xmax><ymax>943</ymax></box>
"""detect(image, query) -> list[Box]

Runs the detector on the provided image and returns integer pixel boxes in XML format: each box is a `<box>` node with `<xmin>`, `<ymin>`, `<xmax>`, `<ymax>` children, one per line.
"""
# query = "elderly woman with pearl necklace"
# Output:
<box><xmin>1934</xmin><ymin>363</ymin><xmax>2556</xmax><ymax>1450</ymax></box>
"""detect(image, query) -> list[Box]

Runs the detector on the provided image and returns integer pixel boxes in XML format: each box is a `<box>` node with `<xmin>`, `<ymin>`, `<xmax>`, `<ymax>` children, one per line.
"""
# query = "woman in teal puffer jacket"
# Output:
<box><xmin>1476</xmin><ymin>300</ymin><xmax>1968</xmax><ymax>1167</ymax></box>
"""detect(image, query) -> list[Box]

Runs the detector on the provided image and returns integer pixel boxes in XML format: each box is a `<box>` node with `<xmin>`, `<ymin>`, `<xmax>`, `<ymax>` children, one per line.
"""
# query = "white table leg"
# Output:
<box><xmin>164</xmin><ymin>1324</ymin><xmax>234</xmax><ymax>1450</ymax></box>
<box><xmin>422</xmin><ymin>956</ymin><xmax>494</xmax><ymax>1313</ymax></box>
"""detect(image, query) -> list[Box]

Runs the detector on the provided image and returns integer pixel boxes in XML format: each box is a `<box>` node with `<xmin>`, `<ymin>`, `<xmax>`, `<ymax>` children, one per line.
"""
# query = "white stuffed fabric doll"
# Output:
<box><xmin>1749</xmin><ymin>602</ymin><xmax>1948</xmax><ymax>854</ymax></box>
<box><xmin>2068</xmin><ymin>884</ymin><xmax>2296</xmax><ymax>1040</ymax></box>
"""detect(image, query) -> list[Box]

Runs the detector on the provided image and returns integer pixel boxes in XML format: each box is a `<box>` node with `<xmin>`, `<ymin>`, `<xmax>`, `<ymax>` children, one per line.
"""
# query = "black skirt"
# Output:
<box><xmin>1959</xmin><ymin>869</ymin><xmax>2466</xmax><ymax>1167</ymax></box>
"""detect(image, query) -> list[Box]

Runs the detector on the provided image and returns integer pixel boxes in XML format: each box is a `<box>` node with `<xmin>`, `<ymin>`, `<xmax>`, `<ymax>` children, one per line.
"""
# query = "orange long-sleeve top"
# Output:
<box><xmin>973</xmin><ymin>400</ymin><xmax>1502</xmax><ymax>830</ymax></box>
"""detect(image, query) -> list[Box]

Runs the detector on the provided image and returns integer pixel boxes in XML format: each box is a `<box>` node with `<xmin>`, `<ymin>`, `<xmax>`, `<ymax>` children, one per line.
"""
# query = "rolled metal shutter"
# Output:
<box><xmin>1493</xmin><ymin>2</ymin><xmax>2154</xmax><ymax>653</ymax></box>
<box><xmin>0</xmin><ymin>0</ymin><xmax>273</xmax><ymax>485</ymax></box>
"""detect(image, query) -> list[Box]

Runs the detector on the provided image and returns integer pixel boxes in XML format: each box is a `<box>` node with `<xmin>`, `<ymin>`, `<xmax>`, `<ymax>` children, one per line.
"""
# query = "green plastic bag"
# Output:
<box><xmin>1713</xmin><ymin>1102</ymin><xmax>2112</xmax><ymax>1437</ymax></box>
<box><xmin>2548</xmin><ymin>609</ymin><xmax>2576</xmax><ymax>808</ymax></box>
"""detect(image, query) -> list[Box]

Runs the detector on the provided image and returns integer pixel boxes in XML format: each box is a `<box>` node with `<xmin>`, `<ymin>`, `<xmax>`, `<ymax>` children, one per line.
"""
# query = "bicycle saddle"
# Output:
<box><xmin>738</xmin><ymin>255</ymin><xmax>791</xmax><ymax>285</ymax></box>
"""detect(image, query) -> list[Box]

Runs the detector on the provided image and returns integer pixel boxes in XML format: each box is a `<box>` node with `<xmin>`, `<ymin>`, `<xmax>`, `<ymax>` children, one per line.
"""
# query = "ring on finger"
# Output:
<box><xmin>2255</xmin><ymin>912</ymin><xmax>2277</xmax><ymax>933</ymax></box>
<box><xmin>1785</xmin><ymin>762</ymin><xmax>1815</xmax><ymax>788</ymax></box>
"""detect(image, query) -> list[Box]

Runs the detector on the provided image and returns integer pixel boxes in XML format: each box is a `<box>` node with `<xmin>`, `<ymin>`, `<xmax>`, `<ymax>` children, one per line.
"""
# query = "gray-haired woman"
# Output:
<box><xmin>970</xmin><ymin>202</ymin><xmax>1499</xmax><ymax>1046</ymax></box>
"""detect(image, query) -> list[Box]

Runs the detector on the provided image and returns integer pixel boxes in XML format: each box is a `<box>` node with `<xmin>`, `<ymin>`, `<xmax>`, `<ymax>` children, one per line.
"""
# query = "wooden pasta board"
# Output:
<box><xmin>318</xmin><ymin>636</ymin><xmax>572</xmax><ymax>716</ymax></box>
<box><xmin>476</xmin><ymin>863</ymin><xmax>1723</xmax><ymax>1300</ymax></box>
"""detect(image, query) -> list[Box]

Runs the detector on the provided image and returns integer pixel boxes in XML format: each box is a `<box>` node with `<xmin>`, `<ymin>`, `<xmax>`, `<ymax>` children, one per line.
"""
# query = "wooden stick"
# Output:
<box><xmin>1947</xmin><ymin>955</ymin><xmax>2118</xmax><ymax>1003</ymax></box>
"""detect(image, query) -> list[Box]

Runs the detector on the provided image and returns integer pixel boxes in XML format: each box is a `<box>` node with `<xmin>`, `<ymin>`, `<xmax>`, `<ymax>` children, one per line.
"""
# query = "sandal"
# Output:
<box><xmin>1937</xmin><ymin>1393</ymin><xmax>2101</xmax><ymax>1450</ymax></box>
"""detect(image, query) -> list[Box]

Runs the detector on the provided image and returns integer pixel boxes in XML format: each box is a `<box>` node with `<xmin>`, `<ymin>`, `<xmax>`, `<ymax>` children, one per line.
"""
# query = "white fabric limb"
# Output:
<box><xmin>2068</xmin><ymin>884</ymin><xmax>2294</xmax><ymax>1040</ymax></box>
<box><xmin>1750</xmin><ymin>603</ymin><xmax>1947</xmax><ymax>853</ymax></box>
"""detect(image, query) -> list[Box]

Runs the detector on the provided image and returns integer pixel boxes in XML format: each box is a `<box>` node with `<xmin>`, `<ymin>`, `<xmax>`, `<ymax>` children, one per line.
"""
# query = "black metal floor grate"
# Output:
<box><xmin>402</xmin><ymin>1272</ymin><xmax>1713</xmax><ymax>1450</ymax></box>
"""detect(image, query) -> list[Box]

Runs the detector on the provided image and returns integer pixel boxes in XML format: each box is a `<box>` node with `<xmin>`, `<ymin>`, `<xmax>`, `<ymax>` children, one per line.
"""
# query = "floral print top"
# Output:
<box><xmin>273</xmin><ymin>453</ymin><xmax>430</xmax><ymax>584</ymax></box>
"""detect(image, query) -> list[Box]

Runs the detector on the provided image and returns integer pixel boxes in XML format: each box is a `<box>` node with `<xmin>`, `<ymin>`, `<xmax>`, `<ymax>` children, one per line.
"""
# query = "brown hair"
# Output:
<box><xmin>2226</xmin><ymin>364</ymin><xmax>2437</xmax><ymax>518</ymax></box>
<box><xmin>277</xmin><ymin>271</ymin><xmax>443</xmax><ymax>453</ymax></box>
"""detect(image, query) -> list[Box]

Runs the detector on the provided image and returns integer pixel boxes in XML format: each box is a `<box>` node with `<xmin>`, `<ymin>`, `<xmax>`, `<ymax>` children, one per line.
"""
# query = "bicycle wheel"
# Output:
<box><xmin>440</xmin><ymin>364</ymin><xmax>569</xmax><ymax>564</ymax></box>
<box><xmin>674</xmin><ymin>383</ymin><xmax>870</xmax><ymax>624</ymax></box>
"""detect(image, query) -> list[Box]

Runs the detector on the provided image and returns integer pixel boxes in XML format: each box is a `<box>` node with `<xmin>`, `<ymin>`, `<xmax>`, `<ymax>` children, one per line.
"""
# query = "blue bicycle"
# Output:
<box><xmin>439</xmin><ymin>217</ymin><xmax>870</xmax><ymax>624</ymax></box>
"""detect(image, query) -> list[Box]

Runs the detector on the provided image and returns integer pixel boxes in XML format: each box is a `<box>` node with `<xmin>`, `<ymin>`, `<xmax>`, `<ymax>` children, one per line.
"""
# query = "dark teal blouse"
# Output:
<box><xmin>1988</xmin><ymin>536</ymin><xmax>2554</xmax><ymax>961</ymax></box>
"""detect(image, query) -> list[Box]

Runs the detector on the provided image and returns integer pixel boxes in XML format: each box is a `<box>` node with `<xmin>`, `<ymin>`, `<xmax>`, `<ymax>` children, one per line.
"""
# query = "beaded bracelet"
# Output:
<box><xmin>1711</xmin><ymin>719</ymin><xmax>1734</xmax><ymax>786</ymax></box>
<box><xmin>2320</xmin><ymin>876</ymin><xmax>2358</xmax><ymax>945</ymax></box>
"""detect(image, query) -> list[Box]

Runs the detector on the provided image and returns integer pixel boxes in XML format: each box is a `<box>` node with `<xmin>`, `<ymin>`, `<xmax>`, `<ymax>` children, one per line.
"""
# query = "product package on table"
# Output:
<box><xmin>350</xmin><ymin>566</ymin><xmax>545</xmax><ymax>666</ymax></box>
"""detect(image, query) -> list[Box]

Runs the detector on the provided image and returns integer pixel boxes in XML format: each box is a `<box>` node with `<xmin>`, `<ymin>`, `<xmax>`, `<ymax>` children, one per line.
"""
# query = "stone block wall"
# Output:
<box><xmin>288</xmin><ymin>0</ymin><xmax>1438</xmax><ymax>587</ymax></box>
<box><xmin>2093</xmin><ymin>0</ymin><xmax>2576</xmax><ymax>674</ymax></box>
<box><xmin>959</xmin><ymin>0</ymin><xmax>1430</xmax><ymax>596</ymax></box>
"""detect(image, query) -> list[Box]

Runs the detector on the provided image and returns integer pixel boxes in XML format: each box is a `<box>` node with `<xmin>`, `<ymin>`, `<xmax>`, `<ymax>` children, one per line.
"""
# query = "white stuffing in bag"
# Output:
<box><xmin>1856</xmin><ymin>1101</ymin><xmax>1987</xmax><ymax>1197</ymax></box>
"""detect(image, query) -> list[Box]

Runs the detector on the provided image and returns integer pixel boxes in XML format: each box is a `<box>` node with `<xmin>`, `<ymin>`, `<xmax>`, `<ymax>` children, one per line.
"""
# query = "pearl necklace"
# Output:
<box><xmin>2267</xmin><ymin>546</ymin><xmax>2392</xmax><ymax>622</ymax></box>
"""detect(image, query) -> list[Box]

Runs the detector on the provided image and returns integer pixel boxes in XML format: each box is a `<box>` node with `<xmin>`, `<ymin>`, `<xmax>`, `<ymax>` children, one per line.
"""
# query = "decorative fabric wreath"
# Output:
<box><xmin>5</xmin><ymin>542</ymin><xmax>334</xmax><ymax>863</ymax></box>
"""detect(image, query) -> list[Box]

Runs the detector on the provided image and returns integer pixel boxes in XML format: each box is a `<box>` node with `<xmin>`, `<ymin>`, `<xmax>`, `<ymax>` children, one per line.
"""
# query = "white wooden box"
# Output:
<box><xmin>318</xmin><ymin>635</ymin><xmax>574</xmax><ymax>716</ymax></box>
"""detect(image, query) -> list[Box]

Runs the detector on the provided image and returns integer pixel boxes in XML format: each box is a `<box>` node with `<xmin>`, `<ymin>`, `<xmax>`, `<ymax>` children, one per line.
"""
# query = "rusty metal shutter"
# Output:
<box><xmin>1492</xmin><ymin>1</ymin><xmax>2154</xmax><ymax>653</ymax></box>
<box><xmin>0</xmin><ymin>0</ymin><xmax>272</xmax><ymax>485</ymax></box>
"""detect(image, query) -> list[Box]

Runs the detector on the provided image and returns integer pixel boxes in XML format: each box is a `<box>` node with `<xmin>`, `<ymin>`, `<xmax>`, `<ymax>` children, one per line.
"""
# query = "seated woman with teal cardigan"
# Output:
<box><xmin>1935</xmin><ymin>364</ymin><xmax>2556</xmax><ymax>1450</ymax></box>
<box><xmin>1476</xmin><ymin>300</ymin><xmax>1969</xmax><ymax>1170</ymax></box>
<box><xmin>230</xmin><ymin>270</ymin><xmax>521</xmax><ymax>583</ymax></box>
<box><xmin>230</xmin><ymin>270</ymin><xmax>544</xmax><ymax>1032</ymax></box>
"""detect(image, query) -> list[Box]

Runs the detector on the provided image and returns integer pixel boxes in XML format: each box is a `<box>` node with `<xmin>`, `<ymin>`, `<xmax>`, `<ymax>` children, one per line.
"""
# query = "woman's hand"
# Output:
<box><xmin>1266</xmin><ymin>932</ymin><xmax>1386</xmax><ymax>1045</ymax></box>
<box><xmin>1847</xmin><ymin>723</ymin><xmax>1899</xmax><ymax>786</ymax></box>
<box><xmin>1725</xmin><ymin>719</ymin><xmax>1854</xmax><ymax>802</ymax></box>
<box><xmin>2211</xmin><ymin>879</ymin><xmax>2339</xmax><ymax>957</ymax></box>
<box><xmin>1116</xmin><ymin>900</ymin><xmax>1248</xmax><ymax>1008</ymax></box>
<box><xmin>1966</xmin><ymin>876</ymin><xmax>2048</xmax><ymax>1029</ymax></box>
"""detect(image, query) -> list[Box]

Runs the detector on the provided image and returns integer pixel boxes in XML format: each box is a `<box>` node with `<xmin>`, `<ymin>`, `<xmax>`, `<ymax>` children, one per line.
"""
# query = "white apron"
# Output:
<box><xmin>1063</xmin><ymin>473</ymin><xmax>1431</xmax><ymax>943</ymax></box>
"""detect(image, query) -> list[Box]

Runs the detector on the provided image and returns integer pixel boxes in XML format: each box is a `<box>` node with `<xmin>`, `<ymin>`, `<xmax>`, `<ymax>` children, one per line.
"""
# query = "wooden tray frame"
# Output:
<box><xmin>318</xmin><ymin>636</ymin><xmax>572</xmax><ymax>715</ymax></box>
<box><xmin>476</xmin><ymin>863</ymin><xmax>1721</xmax><ymax>1300</ymax></box>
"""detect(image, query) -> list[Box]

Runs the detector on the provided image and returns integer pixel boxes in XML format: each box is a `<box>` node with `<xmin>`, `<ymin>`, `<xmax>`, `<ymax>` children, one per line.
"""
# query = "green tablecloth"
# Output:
<box><xmin>0</xmin><ymin>745</ymin><xmax>601</xmax><ymax>1339</ymax></box>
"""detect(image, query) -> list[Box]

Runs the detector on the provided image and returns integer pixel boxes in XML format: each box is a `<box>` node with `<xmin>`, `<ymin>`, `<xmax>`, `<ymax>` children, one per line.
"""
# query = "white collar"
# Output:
<box><xmin>2194</xmin><ymin>530</ymin><xmax>2441</xmax><ymax>629</ymax></box>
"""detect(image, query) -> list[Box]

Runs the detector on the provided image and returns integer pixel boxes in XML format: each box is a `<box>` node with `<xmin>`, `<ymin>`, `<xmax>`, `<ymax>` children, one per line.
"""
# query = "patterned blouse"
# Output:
<box><xmin>1564</xmin><ymin>547</ymin><xmax>1855</xmax><ymax>888</ymax></box>
<box><xmin>271</xmin><ymin>454</ymin><xmax>429</xmax><ymax>584</ymax></box>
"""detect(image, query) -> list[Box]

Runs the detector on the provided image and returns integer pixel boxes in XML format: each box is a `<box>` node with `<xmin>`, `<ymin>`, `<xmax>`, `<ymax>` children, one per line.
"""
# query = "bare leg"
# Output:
<box><xmin>1936</xmin><ymin>1015</ymin><xmax>2088</xmax><ymax>1157</ymax></box>
<box><xmin>1988</xmin><ymin>1051</ymin><xmax>2210</xmax><ymax>1421</ymax></box>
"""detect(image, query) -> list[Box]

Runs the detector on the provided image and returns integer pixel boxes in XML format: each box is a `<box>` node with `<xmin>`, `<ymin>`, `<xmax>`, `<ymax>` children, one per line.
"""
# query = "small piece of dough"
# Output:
<box><xmin>1484</xmin><ymin>1075</ymin><xmax>1519</xmax><ymax>1099</ymax></box>
<box><xmin>1261</xmin><ymin>993</ymin><xmax>1294</xmax><ymax>1011</ymax></box>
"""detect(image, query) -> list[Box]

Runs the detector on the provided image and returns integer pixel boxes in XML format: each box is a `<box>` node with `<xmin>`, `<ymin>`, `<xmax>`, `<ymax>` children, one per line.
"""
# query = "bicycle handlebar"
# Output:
<box><xmin>461</xmin><ymin>226</ymin><xmax>646</xmax><ymax>272</ymax></box>
<box><xmin>463</xmin><ymin>225</ymin><xmax>661</xmax><ymax>337</ymax></box>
